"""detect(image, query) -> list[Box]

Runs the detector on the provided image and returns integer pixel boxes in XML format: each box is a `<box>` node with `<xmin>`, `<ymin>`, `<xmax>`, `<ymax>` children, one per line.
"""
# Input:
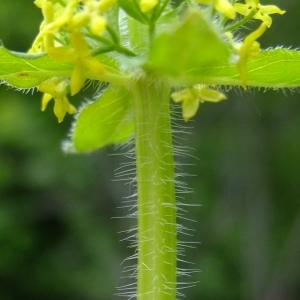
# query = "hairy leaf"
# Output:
<box><xmin>71</xmin><ymin>85</ymin><xmax>134</xmax><ymax>152</ymax></box>
<box><xmin>171</xmin><ymin>49</ymin><xmax>300</xmax><ymax>88</ymax></box>
<box><xmin>0</xmin><ymin>46</ymin><xmax>127</xmax><ymax>88</ymax></box>
<box><xmin>147</xmin><ymin>9</ymin><xmax>230</xmax><ymax>76</ymax></box>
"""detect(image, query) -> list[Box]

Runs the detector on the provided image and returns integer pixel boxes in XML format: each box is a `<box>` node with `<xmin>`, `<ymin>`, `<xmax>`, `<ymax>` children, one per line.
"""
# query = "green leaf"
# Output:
<box><xmin>127</xmin><ymin>15</ymin><xmax>150</xmax><ymax>55</ymax></box>
<box><xmin>71</xmin><ymin>85</ymin><xmax>134</xmax><ymax>152</ymax></box>
<box><xmin>170</xmin><ymin>49</ymin><xmax>300</xmax><ymax>88</ymax></box>
<box><xmin>105</xmin><ymin>4</ymin><xmax>120</xmax><ymax>34</ymax></box>
<box><xmin>246</xmin><ymin>49</ymin><xmax>300</xmax><ymax>87</ymax></box>
<box><xmin>146</xmin><ymin>9</ymin><xmax>230</xmax><ymax>76</ymax></box>
<box><xmin>0</xmin><ymin>46</ymin><xmax>127</xmax><ymax>88</ymax></box>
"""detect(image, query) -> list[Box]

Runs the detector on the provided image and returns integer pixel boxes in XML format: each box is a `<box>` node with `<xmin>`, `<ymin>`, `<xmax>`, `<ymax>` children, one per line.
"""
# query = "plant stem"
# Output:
<box><xmin>132</xmin><ymin>76</ymin><xmax>177</xmax><ymax>300</ymax></box>
<box><xmin>225</xmin><ymin>9</ymin><xmax>256</xmax><ymax>32</ymax></box>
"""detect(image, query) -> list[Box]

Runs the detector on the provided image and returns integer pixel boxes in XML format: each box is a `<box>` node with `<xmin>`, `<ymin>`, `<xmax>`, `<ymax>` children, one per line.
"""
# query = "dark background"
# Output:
<box><xmin>0</xmin><ymin>1</ymin><xmax>299</xmax><ymax>299</ymax></box>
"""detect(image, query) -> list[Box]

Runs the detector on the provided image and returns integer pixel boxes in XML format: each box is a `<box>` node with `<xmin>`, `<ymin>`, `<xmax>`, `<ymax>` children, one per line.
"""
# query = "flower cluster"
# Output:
<box><xmin>233</xmin><ymin>0</ymin><xmax>285</xmax><ymax>88</ymax></box>
<box><xmin>199</xmin><ymin>0</ymin><xmax>285</xmax><ymax>88</ymax></box>
<box><xmin>30</xmin><ymin>0</ymin><xmax>115</xmax><ymax>122</ymax></box>
<box><xmin>30</xmin><ymin>0</ymin><xmax>286</xmax><ymax>122</ymax></box>
<box><xmin>172</xmin><ymin>0</ymin><xmax>285</xmax><ymax>121</ymax></box>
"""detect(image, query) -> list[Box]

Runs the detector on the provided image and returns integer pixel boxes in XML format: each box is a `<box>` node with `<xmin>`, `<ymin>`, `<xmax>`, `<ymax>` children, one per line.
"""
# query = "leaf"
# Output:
<box><xmin>71</xmin><ymin>85</ymin><xmax>134</xmax><ymax>152</ymax></box>
<box><xmin>246</xmin><ymin>49</ymin><xmax>300</xmax><ymax>87</ymax></box>
<box><xmin>126</xmin><ymin>15</ymin><xmax>150</xmax><ymax>55</ymax></box>
<box><xmin>146</xmin><ymin>9</ymin><xmax>230</xmax><ymax>76</ymax></box>
<box><xmin>105</xmin><ymin>4</ymin><xmax>120</xmax><ymax>33</ymax></box>
<box><xmin>171</xmin><ymin>49</ymin><xmax>300</xmax><ymax>88</ymax></box>
<box><xmin>0</xmin><ymin>46</ymin><xmax>127</xmax><ymax>88</ymax></box>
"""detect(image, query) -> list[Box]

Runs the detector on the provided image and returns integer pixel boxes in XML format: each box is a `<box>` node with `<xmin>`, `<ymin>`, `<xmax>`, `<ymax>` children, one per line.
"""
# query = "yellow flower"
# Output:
<box><xmin>234</xmin><ymin>0</ymin><xmax>285</xmax><ymax>27</ymax></box>
<box><xmin>29</xmin><ymin>0</ymin><xmax>56</xmax><ymax>52</ymax></box>
<box><xmin>30</xmin><ymin>0</ymin><xmax>113</xmax><ymax>54</ymax></box>
<box><xmin>236</xmin><ymin>22</ymin><xmax>267</xmax><ymax>88</ymax></box>
<box><xmin>139</xmin><ymin>0</ymin><xmax>159</xmax><ymax>13</ymax></box>
<box><xmin>71</xmin><ymin>0</ymin><xmax>109</xmax><ymax>35</ymax></box>
<box><xmin>38</xmin><ymin>79</ymin><xmax>77</xmax><ymax>123</ymax></box>
<box><xmin>171</xmin><ymin>85</ymin><xmax>226</xmax><ymax>121</ymax></box>
<box><xmin>197</xmin><ymin>0</ymin><xmax>236</xmax><ymax>20</ymax></box>
<box><xmin>90</xmin><ymin>15</ymin><xmax>107</xmax><ymax>35</ymax></box>
<box><xmin>47</xmin><ymin>32</ymin><xmax>106</xmax><ymax>95</ymax></box>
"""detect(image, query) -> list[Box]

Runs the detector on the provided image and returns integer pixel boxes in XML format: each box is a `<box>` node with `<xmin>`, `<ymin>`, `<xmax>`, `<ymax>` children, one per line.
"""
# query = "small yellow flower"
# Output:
<box><xmin>38</xmin><ymin>79</ymin><xmax>77</xmax><ymax>123</ymax></box>
<box><xmin>79</xmin><ymin>0</ymin><xmax>112</xmax><ymax>35</ymax></box>
<box><xmin>30</xmin><ymin>0</ymin><xmax>84</xmax><ymax>53</ymax></box>
<box><xmin>47</xmin><ymin>32</ymin><xmax>106</xmax><ymax>95</ymax></box>
<box><xmin>90</xmin><ymin>15</ymin><xmax>107</xmax><ymax>35</ymax></box>
<box><xmin>139</xmin><ymin>0</ymin><xmax>159</xmax><ymax>13</ymax></box>
<box><xmin>197</xmin><ymin>0</ymin><xmax>236</xmax><ymax>20</ymax></box>
<box><xmin>234</xmin><ymin>0</ymin><xmax>285</xmax><ymax>28</ymax></box>
<box><xmin>172</xmin><ymin>85</ymin><xmax>226</xmax><ymax>121</ymax></box>
<box><xmin>236</xmin><ymin>22</ymin><xmax>267</xmax><ymax>88</ymax></box>
<box><xmin>30</xmin><ymin>0</ymin><xmax>113</xmax><ymax>54</ymax></box>
<box><xmin>29</xmin><ymin>0</ymin><xmax>57</xmax><ymax>52</ymax></box>
<box><xmin>68</xmin><ymin>12</ymin><xmax>90</xmax><ymax>31</ymax></box>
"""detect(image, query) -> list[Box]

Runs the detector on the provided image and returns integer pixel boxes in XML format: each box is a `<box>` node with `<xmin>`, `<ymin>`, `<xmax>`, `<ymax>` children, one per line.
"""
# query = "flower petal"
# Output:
<box><xmin>260</xmin><ymin>5</ymin><xmax>285</xmax><ymax>16</ymax></box>
<box><xmin>70</xmin><ymin>31</ymin><xmax>89</xmax><ymax>57</ymax></box>
<box><xmin>139</xmin><ymin>0</ymin><xmax>159</xmax><ymax>13</ymax></box>
<box><xmin>70</xmin><ymin>61</ymin><xmax>86</xmax><ymax>95</ymax></box>
<box><xmin>53</xmin><ymin>96</ymin><xmax>76</xmax><ymax>123</ymax></box>
<box><xmin>234</xmin><ymin>3</ymin><xmax>251</xmax><ymax>16</ymax></box>
<box><xmin>68</xmin><ymin>12</ymin><xmax>90</xmax><ymax>31</ymax></box>
<box><xmin>47</xmin><ymin>46</ymin><xmax>75</xmax><ymax>62</ymax></box>
<box><xmin>64</xmin><ymin>97</ymin><xmax>77</xmax><ymax>115</ymax></box>
<box><xmin>215</xmin><ymin>0</ymin><xmax>236</xmax><ymax>19</ymax></box>
<box><xmin>53</xmin><ymin>97</ymin><xmax>67</xmax><ymax>123</ymax></box>
<box><xmin>198</xmin><ymin>0</ymin><xmax>236</xmax><ymax>19</ymax></box>
<box><xmin>196</xmin><ymin>86</ymin><xmax>227</xmax><ymax>103</ymax></box>
<box><xmin>182</xmin><ymin>97</ymin><xmax>200</xmax><ymax>122</ymax></box>
<box><xmin>41</xmin><ymin>93</ymin><xmax>53</xmax><ymax>111</ymax></box>
<box><xmin>83</xmin><ymin>57</ymin><xmax>106</xmax><ymax>76</ymax></box>
<box><xmin>90</xmin><ymin>16</ymin><xmax>107</xmax><ymax>35</ymax></box>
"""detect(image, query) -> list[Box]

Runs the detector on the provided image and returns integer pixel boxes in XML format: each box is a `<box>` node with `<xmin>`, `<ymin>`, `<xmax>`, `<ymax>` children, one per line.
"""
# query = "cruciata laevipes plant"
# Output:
<box><xmin>0</xmin><ymin>0</ymin><xmax>299</xmax><ymax>299</ymax></box>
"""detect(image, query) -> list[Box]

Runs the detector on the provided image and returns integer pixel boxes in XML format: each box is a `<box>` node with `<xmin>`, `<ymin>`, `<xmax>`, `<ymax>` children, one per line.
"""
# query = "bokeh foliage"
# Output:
<box><xmin>0</xmin><ymin>1</ymin><xmax>300</xmax><ymax>299</ymax></box>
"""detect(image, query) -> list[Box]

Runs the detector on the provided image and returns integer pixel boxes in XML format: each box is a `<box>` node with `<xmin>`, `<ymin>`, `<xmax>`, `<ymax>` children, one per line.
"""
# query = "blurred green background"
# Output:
<box><xmin>0</xmin><ymin>1</ymin><xmax>300</xmax><ymax>299</ymax></box>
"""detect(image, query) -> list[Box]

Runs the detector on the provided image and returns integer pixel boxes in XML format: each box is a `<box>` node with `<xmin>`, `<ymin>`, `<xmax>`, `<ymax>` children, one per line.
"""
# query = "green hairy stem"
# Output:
<box><xmin>132</xmin><ymin>77</ymin><xmax>177</xmax><ymax>300</ymax></box>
